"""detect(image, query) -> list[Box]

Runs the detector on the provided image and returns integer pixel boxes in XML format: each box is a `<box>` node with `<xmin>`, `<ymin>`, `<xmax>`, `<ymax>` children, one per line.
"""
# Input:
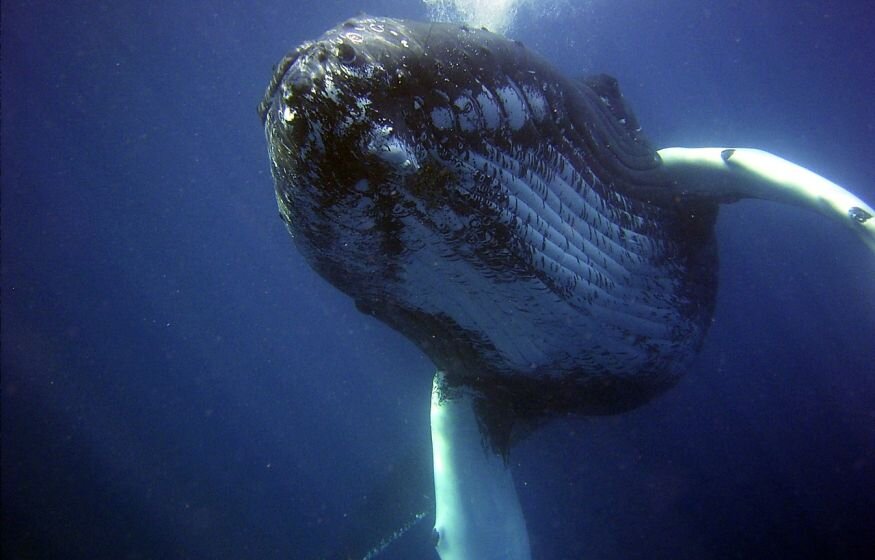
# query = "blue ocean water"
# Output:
<box><xmin>2</xmin><ymin>1</ymin><xmax>874</xmax><ymax>558</ymax></box>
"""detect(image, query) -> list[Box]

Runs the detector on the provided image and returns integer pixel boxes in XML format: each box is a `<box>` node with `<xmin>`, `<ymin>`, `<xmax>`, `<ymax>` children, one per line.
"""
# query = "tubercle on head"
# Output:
<box><xmin>258</xmin><ymin>43</ymin><xmax>313</xmax><ymax>123</ymax></box>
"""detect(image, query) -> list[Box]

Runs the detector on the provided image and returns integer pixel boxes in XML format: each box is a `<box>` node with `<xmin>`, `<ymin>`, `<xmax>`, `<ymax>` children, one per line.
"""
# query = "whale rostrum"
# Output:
<box><xmin>259</xmin><ymin>16</ymin><xmax>874</xmax><ymax>559</ymax></box>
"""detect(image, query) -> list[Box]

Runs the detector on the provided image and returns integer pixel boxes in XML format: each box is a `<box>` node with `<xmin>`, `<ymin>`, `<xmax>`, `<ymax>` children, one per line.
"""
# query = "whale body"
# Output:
<box><xmin>259</xmin><ymin>15</ymin><xmax>875</xmax><ymax>560</ymax></box>
<box><xmin>259</xmin><ymin>17</ymin><xmax>718</xmax><ymax>426</ymax></box>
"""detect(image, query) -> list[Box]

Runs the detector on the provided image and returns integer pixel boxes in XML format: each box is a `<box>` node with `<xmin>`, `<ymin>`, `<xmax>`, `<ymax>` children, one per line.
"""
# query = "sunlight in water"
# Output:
<box><xmin>422</xmin><ymin>0</ymin><xmax>570</xmax><ymax>35</ymax></box>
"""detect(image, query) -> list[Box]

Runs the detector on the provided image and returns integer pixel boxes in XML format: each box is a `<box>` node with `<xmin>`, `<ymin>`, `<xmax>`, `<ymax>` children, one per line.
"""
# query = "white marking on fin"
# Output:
<box><xmin>431</xmin><ymin>372</ymin><xmax>531</xmax><ymax>560</ymax></box>
<box><xmin>658</xmin><ymin>147</ymin><xmax>875</xmax><ymax>254</ymax></box>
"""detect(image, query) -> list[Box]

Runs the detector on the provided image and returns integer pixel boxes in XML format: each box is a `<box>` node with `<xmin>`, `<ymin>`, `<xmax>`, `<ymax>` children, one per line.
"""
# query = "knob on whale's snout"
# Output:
<box><xmin>280</xmin><ymin>45</ymin><xmax>332</xmax><ymax>100</ymax></box>
<box><xmin>285</xmin><ymin>72</ymin><xmax>312</xmax><ymax>97</ymax></box>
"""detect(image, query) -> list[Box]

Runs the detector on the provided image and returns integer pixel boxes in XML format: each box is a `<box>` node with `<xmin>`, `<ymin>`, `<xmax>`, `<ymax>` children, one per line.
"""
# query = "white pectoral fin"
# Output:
<box><xmin>430</xmin><ymin>371</ymin><xmax>531</xmax><ymax>560</ymax></box>
<box><xmin>658</xmin><ymin>147</ymin><xmax>875</xmax><ymax>254</ymax></box>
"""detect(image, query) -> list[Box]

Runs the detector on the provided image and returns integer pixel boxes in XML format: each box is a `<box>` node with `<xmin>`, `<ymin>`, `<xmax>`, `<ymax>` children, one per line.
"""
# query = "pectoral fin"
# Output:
<box><xmin>658</xmin><ymin>147</ymin><xmax>875</xmax><ymax>253</ymax></box>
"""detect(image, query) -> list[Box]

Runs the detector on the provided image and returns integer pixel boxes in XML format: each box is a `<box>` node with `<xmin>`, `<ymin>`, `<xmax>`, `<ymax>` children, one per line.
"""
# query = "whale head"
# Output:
<box><xmin>260</xmin><ymin>16</ymin><xmax>718</xmax><ymax>428</ymax></box>
<box><xmin>259</xmin><ymin>17</ymin><xmax>442</xmax><ymax>291</ymax></box>
<box><xmin>258</xmin><ymin>16</ymin><xmax>552</xmax><ymax>286</ymax></box>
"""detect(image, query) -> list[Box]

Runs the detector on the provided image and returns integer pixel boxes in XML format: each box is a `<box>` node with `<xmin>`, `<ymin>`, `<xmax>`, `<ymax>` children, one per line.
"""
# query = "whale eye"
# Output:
<box><xmin>336</xmin><ymin>43</ymin><xmax>357</xmax><ymax>64</ymax></box>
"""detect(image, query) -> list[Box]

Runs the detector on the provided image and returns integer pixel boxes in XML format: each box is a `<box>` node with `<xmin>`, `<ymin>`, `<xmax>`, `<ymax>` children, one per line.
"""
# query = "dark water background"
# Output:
<box><xmin>3</xmin><ymin>1</ymin><xmax>874</xmax><ymax>558</ymax></box>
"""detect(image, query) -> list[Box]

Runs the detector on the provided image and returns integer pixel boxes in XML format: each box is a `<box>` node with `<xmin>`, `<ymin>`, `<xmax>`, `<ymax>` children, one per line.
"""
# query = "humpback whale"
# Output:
<box><xmin>258</xmin><ymin>16</ymin><xmax>875</xmax><ymax>559</ymax></box>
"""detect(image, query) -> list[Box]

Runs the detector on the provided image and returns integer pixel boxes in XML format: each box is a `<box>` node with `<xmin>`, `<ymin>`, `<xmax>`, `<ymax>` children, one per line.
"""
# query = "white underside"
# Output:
<box><xmin>430</xmin><ymin>371</ymin><xmax>531</xmax><ymax>560</ymax></box>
